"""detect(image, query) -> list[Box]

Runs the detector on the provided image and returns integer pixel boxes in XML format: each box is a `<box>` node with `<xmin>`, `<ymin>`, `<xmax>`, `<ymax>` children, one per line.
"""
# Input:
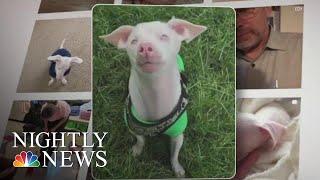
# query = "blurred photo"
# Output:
<box><xmin>1</xmin><ymin>100</ymin><xmax>91</xmax><ymax>179</ymax></box>
<box><xmin>236</xmin><ymin>98</ymin><xmax>300</xmax><ymax>179</ymax></box>
<box><xmin>17</xmin><ymin>18</ymin><xmax>91</xmax><ymax>92</ymax></box>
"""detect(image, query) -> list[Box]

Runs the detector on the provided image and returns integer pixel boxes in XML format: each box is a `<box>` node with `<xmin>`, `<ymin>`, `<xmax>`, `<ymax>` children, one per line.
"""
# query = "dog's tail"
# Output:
<box><xmin>60</xmin><ymin>38</ymin><xmax>66</xmax><ymax>49</ymax></box>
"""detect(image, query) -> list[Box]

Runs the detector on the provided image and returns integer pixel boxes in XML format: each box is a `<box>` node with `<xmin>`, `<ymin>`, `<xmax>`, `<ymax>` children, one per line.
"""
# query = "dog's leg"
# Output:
<box><xmin>48</xmin><ymin>78</ymin><xmax>55</xmax><ymax>86</ymax></box>
<box><xmin>170</xmin><ymin>134</ymin><xmax>185</xmax><ymax>177</ymax></box>
<box><xmin>132</xmin><ymin>135</ymin><xmax>144</xmax><ymax>157</ymax></box>
<box><xmin>61</xmin><ymin>77</ymin><xmax>68</xmax><ymax>85</ymax></box>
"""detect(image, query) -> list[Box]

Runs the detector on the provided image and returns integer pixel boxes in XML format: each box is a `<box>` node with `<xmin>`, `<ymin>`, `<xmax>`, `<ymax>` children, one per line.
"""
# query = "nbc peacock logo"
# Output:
<box><xmin>13</xmin><ymin>151</ymin><xmax>40</xmax><ymax>167</ymax></box>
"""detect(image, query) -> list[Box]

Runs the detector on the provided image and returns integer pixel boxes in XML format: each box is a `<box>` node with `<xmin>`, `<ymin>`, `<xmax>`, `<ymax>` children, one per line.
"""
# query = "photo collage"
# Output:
<box><xmin>0</xmin><ymin>0</ymin><xmax>308</xmax><ymax>180</ymax></box>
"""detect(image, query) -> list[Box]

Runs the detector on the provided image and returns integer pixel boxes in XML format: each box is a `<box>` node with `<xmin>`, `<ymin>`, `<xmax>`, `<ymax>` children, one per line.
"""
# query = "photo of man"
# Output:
<box><xmin>236</xmin><ymin>6</ymin><xmax>303</xmax><ymax>89</ymax></box>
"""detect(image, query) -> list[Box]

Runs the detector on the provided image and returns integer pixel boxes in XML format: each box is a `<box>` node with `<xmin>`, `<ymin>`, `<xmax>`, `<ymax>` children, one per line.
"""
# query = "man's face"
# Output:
<box><xmin>236</xmin><ymin>7</ymin><xmax>272</xmax><ymax>52</ymax></box>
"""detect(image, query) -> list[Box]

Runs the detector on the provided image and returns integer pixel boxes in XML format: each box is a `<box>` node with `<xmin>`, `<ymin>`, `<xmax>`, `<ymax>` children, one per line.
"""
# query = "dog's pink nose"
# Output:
<box><xmin>138</xmin><ymin>42</ymin><xmax>154</xmax><ymax>57</ymax></box>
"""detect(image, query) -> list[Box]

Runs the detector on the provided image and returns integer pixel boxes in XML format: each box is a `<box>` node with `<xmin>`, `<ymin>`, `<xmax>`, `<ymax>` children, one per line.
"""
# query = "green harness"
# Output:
<box><xmin>124</xmin><ymin>55</ymin><xmax>188</xmax><ymax>137</ymax></box>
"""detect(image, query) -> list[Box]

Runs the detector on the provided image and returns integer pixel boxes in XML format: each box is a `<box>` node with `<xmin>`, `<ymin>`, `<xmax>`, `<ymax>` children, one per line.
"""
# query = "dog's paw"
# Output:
<box><xmin>62</xmin><ymin>78</ymin><xmax>68</xmax><ymax>85</ymax></box>
<box><xmin>132</xmin><ymin>144</ymin><xmax>143</xmax><ymax>157</ymax></box>
<box><xmin>48</xmin><ymin>79</ymin><xmax>54</xmax><ymax>86</ymax></box>
<box><xmin>172</xmin><ymin>162</ymin><xmax>185</xmax><ymax>178</ymax></box>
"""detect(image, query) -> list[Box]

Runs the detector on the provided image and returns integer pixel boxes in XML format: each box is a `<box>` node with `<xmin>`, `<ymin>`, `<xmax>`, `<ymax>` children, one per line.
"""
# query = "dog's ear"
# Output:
<box><xmin>236</xmin><ymin>113</ymin><xmax>286</xmax><ymax>161</ymax></box>
<box><xmin>70</xmin><ymin>57</ymin><xmax>83</xmax><ymax>64</ymax></box>
<box><xmin>48</xmin><ymin>55</ymin><xmax>62</xmax><ymax>61</ymax></box>
<box><xmin>258</xmin><ymin>121</ymin><xmax>286</xmax><ymax>149</ymax></box>
<box><xmin>168</xmin><ymin>17</ymin><xmax>207</xmax><ymax>43</ymax></box>
<box><xmin>99</xmin><ymin>25</ymin><xmax>134</xmax><ymax>49</ymax></box>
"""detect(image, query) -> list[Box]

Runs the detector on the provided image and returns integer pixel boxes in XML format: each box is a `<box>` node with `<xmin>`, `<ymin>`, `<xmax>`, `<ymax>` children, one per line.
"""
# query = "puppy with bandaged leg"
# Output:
<box><xmin>100</xmin><ymin>17</ymin><xmax>206</xmax><ymax>177</ymax></box>
<box><xmin>47</xmin><ymin>39</ymin><xmax>83</xmax><ymax>86</ymax></box>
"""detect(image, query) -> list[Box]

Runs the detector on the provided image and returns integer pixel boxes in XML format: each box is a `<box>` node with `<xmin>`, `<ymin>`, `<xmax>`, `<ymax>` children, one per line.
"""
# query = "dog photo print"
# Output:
<box><xmin>93</xmin><ymin>5</ymin><xmax>235</xmax><ymax>179</ymax></box>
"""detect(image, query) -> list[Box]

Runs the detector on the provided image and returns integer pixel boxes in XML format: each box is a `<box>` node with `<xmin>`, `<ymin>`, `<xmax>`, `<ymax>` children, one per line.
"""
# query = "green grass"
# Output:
<box><xmin>92</xmin><ymin>5</ymin><xmax>235</xmax><ymax>179</ymax></box>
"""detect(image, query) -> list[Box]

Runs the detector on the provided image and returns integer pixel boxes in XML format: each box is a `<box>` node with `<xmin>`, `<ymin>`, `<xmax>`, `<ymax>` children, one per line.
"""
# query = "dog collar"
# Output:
<box><xmin>124</xmin><ymin>55</ymin><xmax>188</xmax><ymax>137</ymax></box>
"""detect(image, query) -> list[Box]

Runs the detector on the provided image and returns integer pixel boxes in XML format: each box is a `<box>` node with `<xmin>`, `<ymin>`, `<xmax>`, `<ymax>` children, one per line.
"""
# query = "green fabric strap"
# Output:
<box><xmin>129</xmin><ymin>103</ymin><xmax>188</xmax><ymax>137</ymax></box>
<box><xmin>163</xmin><ymin>111</ymin><xmax>188</xmax><ymax>137</ymax></box>
<box><xmin>125</xmin><ymin>55</ymin><xmax>188</xmax><ymax>137</ymax></box>
<box><xmin>177</xmin><ymin>54</ymin><xmax>185</xmax><ymax>72</ymax></box>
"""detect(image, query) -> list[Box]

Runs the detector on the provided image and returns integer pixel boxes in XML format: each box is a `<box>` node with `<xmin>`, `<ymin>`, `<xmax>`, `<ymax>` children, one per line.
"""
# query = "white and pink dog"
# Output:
<box><xmin>47</xmin><ymin>39</ymin><xmax>83</xmax><ymax>86</ymax></box>
<box><xmin>100</xmin><ymin>17</ymin><xmax>206</xmax><ymax>177</ymax></box>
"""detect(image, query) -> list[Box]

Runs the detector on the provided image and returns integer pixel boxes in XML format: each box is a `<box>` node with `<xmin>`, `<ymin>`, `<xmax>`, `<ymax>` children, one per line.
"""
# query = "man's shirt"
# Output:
<box><xmin>237</xmin><ymin>30</ymin><xmax>302</xmax><ymax>89</ymax></box>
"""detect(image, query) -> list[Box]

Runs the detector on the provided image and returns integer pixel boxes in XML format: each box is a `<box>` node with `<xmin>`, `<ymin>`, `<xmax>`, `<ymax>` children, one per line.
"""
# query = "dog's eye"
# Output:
<box><xmin>131</xmin><ymin>39</ymin><xmax>138</xmax><ymax>45</ymax></box>
<box><xmin>160</xmin><ymin>34</ymin><xmax>169</xmax><ymax>40</ymax></box>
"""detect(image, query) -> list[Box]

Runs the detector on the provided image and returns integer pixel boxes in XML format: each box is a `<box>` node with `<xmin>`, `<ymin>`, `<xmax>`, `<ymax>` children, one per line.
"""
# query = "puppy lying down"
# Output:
<box><xmin>237</xmin><ymin>98</ymin><xmax>300</xmax><ymax>180</ymax></box>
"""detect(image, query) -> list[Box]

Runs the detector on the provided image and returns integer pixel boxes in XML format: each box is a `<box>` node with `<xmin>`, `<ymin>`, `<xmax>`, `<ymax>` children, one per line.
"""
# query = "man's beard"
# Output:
<box><xmin>236</xmin><ymin>29</ymin><xmax>262</xmax><ymax>53</ymax></box>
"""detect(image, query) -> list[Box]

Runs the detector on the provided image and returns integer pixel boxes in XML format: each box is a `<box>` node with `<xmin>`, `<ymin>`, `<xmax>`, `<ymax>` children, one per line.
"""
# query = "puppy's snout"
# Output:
<box><xmin>138</xmin><ymin>42</ymin><xmax>154</xmax><ymax>57</ymax></box>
